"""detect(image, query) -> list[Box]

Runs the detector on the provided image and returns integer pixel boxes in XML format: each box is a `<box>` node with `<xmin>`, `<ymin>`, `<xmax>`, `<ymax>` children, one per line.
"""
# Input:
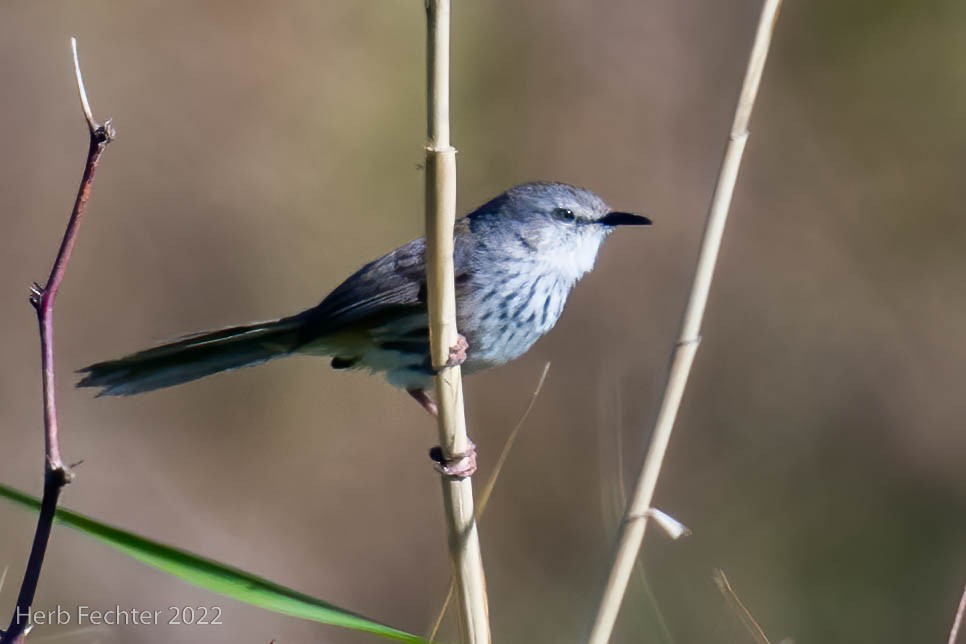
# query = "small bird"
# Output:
<box><xmin>78</xmin><ymin>181</ymin><xmax>650</xmax><ymax>474</ymax></box>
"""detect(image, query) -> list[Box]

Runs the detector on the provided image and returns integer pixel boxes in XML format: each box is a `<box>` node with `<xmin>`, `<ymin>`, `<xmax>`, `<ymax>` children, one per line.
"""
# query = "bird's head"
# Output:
<box><xmin>468</xmin><ymin>181</ymin><xmax>651</xmax><ymax>283</ymax></box>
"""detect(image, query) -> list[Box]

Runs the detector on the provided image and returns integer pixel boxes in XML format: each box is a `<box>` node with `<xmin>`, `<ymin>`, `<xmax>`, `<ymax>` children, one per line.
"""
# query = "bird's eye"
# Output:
<box><xmin>553</xmin><ymin>208</ymin><xmax>576</xmax><ymax>222</ymax></box>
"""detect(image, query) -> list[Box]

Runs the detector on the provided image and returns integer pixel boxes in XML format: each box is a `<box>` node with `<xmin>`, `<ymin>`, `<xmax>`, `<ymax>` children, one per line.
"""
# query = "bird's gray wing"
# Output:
<box><xmin>294</xmin><ymin>219</ymin><xmax>475</xmax><ymax>343</ymax></box>
<box><xmin>296</xmin><ymin>236</ymin><xmax>428</xmax><ymax>339</ymax></box>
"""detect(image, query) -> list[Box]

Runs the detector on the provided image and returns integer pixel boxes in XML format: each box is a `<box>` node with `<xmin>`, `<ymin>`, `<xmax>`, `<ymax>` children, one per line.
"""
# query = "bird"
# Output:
<box><xmin>78</xmin><ymin>181</ymin><xmax>651</xmax><ymax>475</ymax></box>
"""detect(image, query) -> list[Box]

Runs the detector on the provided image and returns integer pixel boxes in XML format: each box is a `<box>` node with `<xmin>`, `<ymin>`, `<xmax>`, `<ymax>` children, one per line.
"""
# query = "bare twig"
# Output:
<box><xmin>0</xmin><ymin>38</ymin><xmax>113</xmax><ymax>644</ymax></box>
<box><xmin>423</xmin><ymin>1</ymin><xmax>490</xmax><ymax>642</ymax></box>
<box><xmin>949</xmin><ymin>584</ymin><xmax>966</xmax><ymax>644</ymax></box>
<box><xmin>427</xmin><ymin>363</ymin><xmax>551</xmax><ymax>640</ymax></box>
<box><xmin>586</xmin><ymin>2</ymin><xmax>783</xmax><ymax>642</ymax></box>
<box><xmin>714</xmin><ymin>569</ymin><xmax>772</xmax><ymax>644</ymax></box>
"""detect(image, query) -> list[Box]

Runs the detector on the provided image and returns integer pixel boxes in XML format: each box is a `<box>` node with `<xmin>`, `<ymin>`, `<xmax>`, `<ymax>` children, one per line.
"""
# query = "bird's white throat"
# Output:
<box><xmin>544</xmin><ymin>229</ymin><xmax>608</xmax><ymax>286</ymax></box>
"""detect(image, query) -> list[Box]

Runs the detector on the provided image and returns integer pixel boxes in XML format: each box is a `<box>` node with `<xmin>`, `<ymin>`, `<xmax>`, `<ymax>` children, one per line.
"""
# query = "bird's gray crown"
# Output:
<box><xmin>472</xmin><ymin>181</ymin><xmax>613</xmax><ymax>225</ymax></box>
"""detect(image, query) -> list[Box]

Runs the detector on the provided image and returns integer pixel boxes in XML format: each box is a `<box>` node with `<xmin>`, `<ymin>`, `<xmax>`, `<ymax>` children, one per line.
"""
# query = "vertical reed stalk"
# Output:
<box><xmin>423</xmin><ymin>1</ymin><xmax>491</xmax><ymax>642</ymax></box>
<box><xmin>586</xmin><ymin>2</ymin><xmax>783</xmax><ymax>641</ymax></box>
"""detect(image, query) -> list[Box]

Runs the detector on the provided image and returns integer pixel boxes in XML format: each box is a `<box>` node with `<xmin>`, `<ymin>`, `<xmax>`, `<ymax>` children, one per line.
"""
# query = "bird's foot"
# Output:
<box><xmin>409</xmin><ymin>377</ymin><xmax>476</xmax><ymax>478</ymax></box>
<box><xmin>444</xmin><ymin>334</ymin><xmax>469</xmax><ymax>369</ymax></box>
<box><xmin>429</xmin><ymin>439</ymin><xmax>477</xmax><ymax>479</ymax></box>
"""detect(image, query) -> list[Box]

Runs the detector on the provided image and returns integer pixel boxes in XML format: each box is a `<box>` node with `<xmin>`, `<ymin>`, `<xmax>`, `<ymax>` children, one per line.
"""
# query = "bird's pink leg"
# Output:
<box><xmin>430</xmin><ymin>440</ymin><xmax>477</xmax><ymax>479</ymax></box>
<box><xmin>407</xmin><ymin>387</ymin><xmax>478</xmax><ymax>479</ymax></box>
<box><xmin>408</xmin><ymin>388</ymin><xmax>438</xmax><ymax>417</ymax></box>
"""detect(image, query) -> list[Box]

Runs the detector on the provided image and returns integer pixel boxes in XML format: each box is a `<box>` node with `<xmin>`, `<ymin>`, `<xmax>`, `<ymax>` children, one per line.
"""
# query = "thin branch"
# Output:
<box><xmin>714</xmin><ymin>569</ymin><xmax>772</xmax><ymax>644</ymax></box>
<box><xmin>586</xmin><ymin>2</ymin><xmax>783</xmax><ymax>642</ymax></box>
<box><xmin>0</xmin><ymin>38</ymin><xmax>113</xmax><ymax>644</ymax></box>
<box><xmin>423</xmin><ymin>2</ymin><xmax>490</xmax><ymax>643</ymax></box>
<box><xmin>428</xmin><ymin>363</ymin><xmax>551</xmax><ymax>640</ymax></box>
<box><xmin>949</xmin><ymin>584</ymin><xmax>966</xmax><ymax>644</ymax></box>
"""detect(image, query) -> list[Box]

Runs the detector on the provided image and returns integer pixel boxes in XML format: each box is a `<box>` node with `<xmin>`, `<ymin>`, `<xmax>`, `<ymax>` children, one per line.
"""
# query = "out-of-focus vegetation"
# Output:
<box><xmin>0</xmin><ymin>483</ymin><xmax>424</xmax><ymax>642</ymax></box>
<box><xmin>0</xmin><ymin>2</ymin><xmax>963</xmax><ymax>642</ymax></box>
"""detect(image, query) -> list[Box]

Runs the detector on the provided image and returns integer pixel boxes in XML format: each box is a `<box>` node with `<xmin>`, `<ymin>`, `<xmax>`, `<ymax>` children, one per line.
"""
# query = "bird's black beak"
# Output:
<box><xmin>599</xmin><ymin>211</ymin><xmax>652</xmax><ymax>227</ymax></box>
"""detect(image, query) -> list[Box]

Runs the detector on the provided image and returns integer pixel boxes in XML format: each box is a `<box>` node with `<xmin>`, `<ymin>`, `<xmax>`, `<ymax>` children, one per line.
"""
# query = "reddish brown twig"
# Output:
<box><xmin>0</xmin><ymin>38</ymin><xmax>113</xmax><ymax>644</ymax></box>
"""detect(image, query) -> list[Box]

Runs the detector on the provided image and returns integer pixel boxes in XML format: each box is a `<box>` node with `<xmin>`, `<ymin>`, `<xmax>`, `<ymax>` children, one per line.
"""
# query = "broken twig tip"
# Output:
<box><xmin>70</xmin><ymin>37</ymin><xmax>97</xmax><ymax>133</ymax></box>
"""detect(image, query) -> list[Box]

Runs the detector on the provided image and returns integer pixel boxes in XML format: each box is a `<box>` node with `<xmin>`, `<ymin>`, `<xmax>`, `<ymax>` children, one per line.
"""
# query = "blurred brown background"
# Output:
<box><xmin>2</xmin><ymin>1</ymin><xmax>965</xmax><ymax>643</ymax></box>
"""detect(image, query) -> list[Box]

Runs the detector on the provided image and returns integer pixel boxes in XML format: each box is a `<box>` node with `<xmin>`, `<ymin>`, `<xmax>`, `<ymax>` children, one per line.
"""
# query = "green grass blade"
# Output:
<box><xmin>0</xmin><ymin>482</ymin><xmax>425</xmax><ymax>643</ymax></box>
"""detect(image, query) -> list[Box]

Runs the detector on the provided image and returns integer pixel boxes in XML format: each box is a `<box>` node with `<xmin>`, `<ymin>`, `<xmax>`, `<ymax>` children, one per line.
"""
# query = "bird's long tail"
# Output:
<box><xmin>77</xmin><ymin>316</ymin><xmax>308</xmax><ymax>396</ymax></box>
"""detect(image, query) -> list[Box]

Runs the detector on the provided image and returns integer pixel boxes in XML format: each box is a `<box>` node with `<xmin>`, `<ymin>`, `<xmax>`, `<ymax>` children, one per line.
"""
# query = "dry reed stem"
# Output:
<box><xmin>714</xmin><ymin>569</ymin><xmax>772</xmax><ymax>644</ymax></box>
<box><xmin>424</xmin><ymin>1</ymin><xmax>490</xmax><ymax>642</ymax></box>
<box><xmin>427</xmin><ymin>363</ymin><xmax>551</xmax><ymax>640</ymax></box>
<box><xmin>586</xmin><ymin>1</ymin><xmax>783</xmax><ymax>641</ymax></box>
<box><xmin>0</xmin><ymin>39</ymin><xmax>113</xmax><ymax>644</ymax></box>
<box><xmin>949</xmin><ymin>584</ymin><xmax>966</xmax><ymax>644</ymax></box>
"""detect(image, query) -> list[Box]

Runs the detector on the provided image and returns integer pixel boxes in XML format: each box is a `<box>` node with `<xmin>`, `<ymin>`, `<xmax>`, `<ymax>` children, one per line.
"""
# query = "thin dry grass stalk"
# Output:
<box><xmin>423</xmin><ymin>1</ymin><xmax>490</xmax><ymax>642</ymax></box>
<box><xmin>714</xmin><ymin>569</ymin><xmax>772</xmax><ymax>644</ymax></box>
<box><xmin>586</xmin><ymin>1</ymin><xmax>783</xmax><ymax>641</ymax></box>
<box><xmin>476</xmin><ymin>362</ymin><xmax>551</xmax><ymax>516</ymax></box>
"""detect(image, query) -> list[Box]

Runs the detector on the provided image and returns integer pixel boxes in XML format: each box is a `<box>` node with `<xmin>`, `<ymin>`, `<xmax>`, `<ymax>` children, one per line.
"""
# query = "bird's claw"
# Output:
<box><xmin>444</xmin><ymin>334</ymin><xmax>469</xmax><ymax>369</ymax></box>
<box><xmin>429</xmin><ymin>439</ymin><xmax>477</xmax><ymax>479</ymax></box>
